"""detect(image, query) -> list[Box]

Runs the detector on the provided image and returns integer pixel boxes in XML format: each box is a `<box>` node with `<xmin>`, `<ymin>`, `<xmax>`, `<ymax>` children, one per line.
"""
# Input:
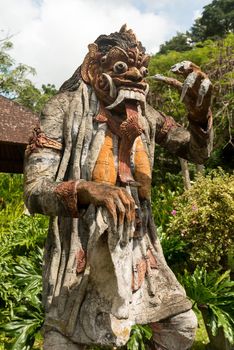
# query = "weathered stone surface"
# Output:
<box><xmin>24</xmin><ymin>84</ymin><xmax>212</xmax><ymax>347</ymax></box>
<box><xmin>24</xmin><ymin>27</ymin><xmax>213</xmax><ymax>350</ymax></box>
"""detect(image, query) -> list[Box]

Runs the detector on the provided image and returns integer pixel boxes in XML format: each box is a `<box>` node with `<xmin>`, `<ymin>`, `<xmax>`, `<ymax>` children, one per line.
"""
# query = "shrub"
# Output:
<box><xmin>166</xmin><ymin>169</ymin><xmax>234</xmax><ymax>270</ymax></box>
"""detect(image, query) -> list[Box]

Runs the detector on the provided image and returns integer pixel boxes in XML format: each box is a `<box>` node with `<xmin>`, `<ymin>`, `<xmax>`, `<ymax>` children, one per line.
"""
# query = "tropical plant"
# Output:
<box><xmin>0</xmin><ymin>249</ymin><xmax>44</xmax><ymax>350</ymax></box>
<box><xmin>125</xmin><ymin>325</ymin><xmax>152</xmax><ymax>350</ymax></box>
<box><xmin>0</xmin><ymin>173</ymin><xmax>47</xmax><ymax>350</ymax></box>
<box><xmin>178</xmin><ymin>267</ymin><xmax>234</xmax><ymax>347</ymax></box>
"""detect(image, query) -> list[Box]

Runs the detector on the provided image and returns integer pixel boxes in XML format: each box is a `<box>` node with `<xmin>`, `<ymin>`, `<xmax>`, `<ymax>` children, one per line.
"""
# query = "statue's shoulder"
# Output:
<box><xmin>41</xmin><ymin>91</ymin><xmax>74</xmax><ymax>118</ymax></box>
<box><xmin>145</xmin><ymin>103</ymin><xmax>162</xmax><ymax>128</ymax></box>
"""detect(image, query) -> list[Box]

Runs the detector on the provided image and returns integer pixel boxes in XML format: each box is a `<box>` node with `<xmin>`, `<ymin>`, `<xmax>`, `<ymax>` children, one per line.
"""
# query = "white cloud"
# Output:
<box><xmin>0</xmin><ymin>0</ymin><xmax>211</xmax><ymax>88</ymax></box>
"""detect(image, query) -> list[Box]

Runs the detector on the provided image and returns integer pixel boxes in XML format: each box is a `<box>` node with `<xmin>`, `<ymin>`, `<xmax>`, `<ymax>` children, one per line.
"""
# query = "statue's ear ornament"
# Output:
<box><xmin>81</xmin><ymin>43</ymin><xmax>99</xmax><ymax>83</ymax></box>
<box><xmin>142</xmin><ymin>54</ymin><xmax>150</xmax><ymax>67</ymax></box>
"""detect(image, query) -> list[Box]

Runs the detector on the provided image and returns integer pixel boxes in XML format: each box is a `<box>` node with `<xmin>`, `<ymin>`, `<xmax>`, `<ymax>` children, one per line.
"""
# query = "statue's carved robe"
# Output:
<box><xmin>24</xmin><ymin>81</ymin><xmax>213</xmax><ymax>347</ymax></box>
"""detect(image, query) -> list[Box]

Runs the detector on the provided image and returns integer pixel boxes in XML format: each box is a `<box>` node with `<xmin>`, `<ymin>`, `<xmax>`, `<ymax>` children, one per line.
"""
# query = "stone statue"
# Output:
<box><xmin>24</xmin><ymin>25</ymin><xmax>213</xmax><ymax>350</ymax></box>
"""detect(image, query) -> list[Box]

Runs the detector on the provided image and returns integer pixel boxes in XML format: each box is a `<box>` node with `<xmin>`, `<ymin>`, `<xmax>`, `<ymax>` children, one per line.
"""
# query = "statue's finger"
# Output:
<box><xmin>114</xmin><ymin>196</ymin><xmax>126</xmax><ymax>226</ymax></box>
<box><xmin>180</xmin><ymin>71</ymin><xmax>198</xmax><ymax>102</ymax></box>
<box><xmin>117</xmin><ymin>189</ymin><xmax>135</xmax><ymax>222</ymax></box>
<box><xmin>104</xmin><ymin>197</ymin><xmax>117</xmax><ymax>226</ymax></box>
<box><xmin>112</xmin><ymin>194</ymin><xmax>129</xmax><ymax>245</ymax></box>
<box><xmin>196</xmin><ymin>78</ymin><xmax>212</xmax><ymax>107</ymax></box>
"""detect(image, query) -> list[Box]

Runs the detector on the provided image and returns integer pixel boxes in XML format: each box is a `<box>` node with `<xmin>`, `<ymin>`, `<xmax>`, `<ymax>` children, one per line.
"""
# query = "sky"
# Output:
<box><xmin>0</xmin><ymin>0</ymin><xmax>212</xmax><ymax>89</ymax></box>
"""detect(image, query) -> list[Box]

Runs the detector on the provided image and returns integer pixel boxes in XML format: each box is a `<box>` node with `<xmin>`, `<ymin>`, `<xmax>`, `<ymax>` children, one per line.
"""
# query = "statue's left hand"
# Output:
<box><xmin>76</xmin><ymin>181</ymin><xmax>135</xmax><ymax>244</ymax></box>
<box><xmin>153</xmin><ymin>61</ymin><xmax>212</xmax><ymax>124</ymax></box>
<box><xmin>76</xmin><ymin>181</ymin><xmax>135</xmax><ymax>226</ymax></box>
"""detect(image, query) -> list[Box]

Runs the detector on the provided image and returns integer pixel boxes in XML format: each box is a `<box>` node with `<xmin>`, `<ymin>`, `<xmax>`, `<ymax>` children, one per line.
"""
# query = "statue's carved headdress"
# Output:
<box><xmin>60</xmin><ymin>25</ymin><xmax>148</xmax><ymax>92</ymax></box>
<box><xmin>94</xmin><ymin>24</ymin><xmax>145</xmax><ymax>55</ymax></box>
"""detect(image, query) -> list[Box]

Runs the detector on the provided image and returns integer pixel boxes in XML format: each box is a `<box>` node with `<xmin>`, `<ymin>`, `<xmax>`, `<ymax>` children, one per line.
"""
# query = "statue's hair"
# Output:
<box><xmin>59</xmin><ymin>66</ymin><xmax>82</xmax><ymax>92</ymax></box>
<box><xmin>94</xmin><ymin>25</ymin><xmax>145</xmax><ymax>55</ymax></box>
<box><xmin>59</xmin><ymin>25</ymin><xmax>144</xmax><ymax>92</ymax></box>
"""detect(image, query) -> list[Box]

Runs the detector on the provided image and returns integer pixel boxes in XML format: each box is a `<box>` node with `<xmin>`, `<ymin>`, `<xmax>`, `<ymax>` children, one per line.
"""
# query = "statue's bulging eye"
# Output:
<box><xmin>113</xmin><ymin>61</ymin><xmax>128</xmax><ymax>74</ymax></box>
<box><xmin>140</xmin><ymin>66</ymin><xmax>149</xmax><ymax>77</ymax></box>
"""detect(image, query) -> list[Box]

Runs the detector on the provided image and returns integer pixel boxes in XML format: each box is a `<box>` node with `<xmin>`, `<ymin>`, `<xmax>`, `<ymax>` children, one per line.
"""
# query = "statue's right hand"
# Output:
<box><xmin>76</xmin><ymin>181</ymin><xmax>135</xmax><ymax>226</ymax></box>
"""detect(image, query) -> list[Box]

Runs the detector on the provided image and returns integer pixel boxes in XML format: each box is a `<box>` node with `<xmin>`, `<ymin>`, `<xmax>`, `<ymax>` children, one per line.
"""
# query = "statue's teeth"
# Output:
<box><xmin>106</xmin><ymin>88</ymin><xmax>146</xmax><ymax>110</ymax></box>
<box><xmin>102</xmin><ymin>73</ymin><xmax>117</xmax><ymax>99</ymax></box>
<box><xmin>106</xmin><ymin>90</ymin><xmax>125</xmax><ymax>109</ymax></box>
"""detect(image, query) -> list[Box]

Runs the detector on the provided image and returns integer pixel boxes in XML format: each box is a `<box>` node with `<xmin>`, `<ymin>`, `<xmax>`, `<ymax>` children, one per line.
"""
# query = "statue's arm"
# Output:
<box><xmin>23</xmin><ymin>93</ymin><xmax>81</xmax><ymax>217</ymax></box>
<box><xmin>150</xmin><ymin>61</ymin><xmax>213</xmax><ymax>164</ymax></box>
<box><xmin>150</xmin><ymin>105</ymin><xmax>213</xmax><ymax>164</ymax></box>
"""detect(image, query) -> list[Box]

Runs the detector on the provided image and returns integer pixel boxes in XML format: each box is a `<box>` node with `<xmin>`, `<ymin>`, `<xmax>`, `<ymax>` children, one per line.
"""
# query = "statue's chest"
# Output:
<box><xmin>92</xmin><ymin>128</ymin><xmax>152</xmax><ymax>200</ymax></box>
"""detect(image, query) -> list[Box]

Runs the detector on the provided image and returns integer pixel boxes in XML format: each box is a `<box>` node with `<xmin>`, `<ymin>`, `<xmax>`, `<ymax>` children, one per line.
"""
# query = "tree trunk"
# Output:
<box><xmin>179</xmin><ymin>158</ymin><xmax>191</xmax><ymax>190</ymax></box>
<box><xmin>196</xmin><ymin>164</ymin><xmax>205</xmax><ymax>174</ymax></box>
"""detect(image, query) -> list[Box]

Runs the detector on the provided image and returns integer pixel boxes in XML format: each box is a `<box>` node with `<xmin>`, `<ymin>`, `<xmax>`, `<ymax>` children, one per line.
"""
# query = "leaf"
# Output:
<box><xmin>126</xmin><ymin>325</ymin><xmax>153</xmax><ymax>350</ymax></box>
<box><xmin>179</xmin><ymin>267</ymin><xmax>234</xmax><ymax>345</ymax></box>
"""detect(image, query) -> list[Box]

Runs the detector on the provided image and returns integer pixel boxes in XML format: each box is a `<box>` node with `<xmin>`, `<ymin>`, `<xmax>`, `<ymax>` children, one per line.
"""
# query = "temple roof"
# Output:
<box><xmin>0</xmin><ymin>95</ymin><xmax>38</xmax><ymax>173</ymax></box>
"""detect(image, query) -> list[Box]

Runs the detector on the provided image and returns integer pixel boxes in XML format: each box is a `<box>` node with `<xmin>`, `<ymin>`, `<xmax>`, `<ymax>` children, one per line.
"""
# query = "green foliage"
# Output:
<box><xmin>0</xmin><ymin>250</ymin><xmax>44</xmax><ymax>350</ymax></box>
<box><xmin>178</xmin><ymin>267</ymin><xmax>234</xmax><ymax>344</ymax></box>
<box><xmin>126</xmin><ymin>325</ymin><xmax>152</xmax><ymax>350</ymax></box>
<box><xmin>191</xmin><ymin>312</ymin><xmax>209</xmax><ymax>350</ymax></box>
<box><xmin>0</xmin><ymin>175</ymin><xmax>48</xmax><ymax>252</ymax></box>
<box><xmin>159</xmin><ymin>32</ymin><xmax>192</xmax><ymax>55</ymax></box>
<box><xmin>151</xmin><ymin>173</ymin><xmax>189</xmax><ymax>271</ymax></box>
<box><xmin>158</xmin><ymin>0</ymin><xmax>234</xmax><ymax>53</ymax></box>
<box><xmin>158</xmin><ymin>230</ymin><xmax>188</xmax><ymax>270</ymax></box>
<box><xmin>166</xmin><ymin>169</ymin><xmax>234</xmax><ymax>270</ymax></box>
<box><xmin>0</xmin><ymin>174</ymin><xmax>47</xmax><ymax>349</ymax></box>
<box><xmin>151</xmin><ymin>174</ymin><xmax>183</xmax><ymax>230</ymax></box>
<box><xmin>0</xmin><ymin>35</ymin><xmax>57</xmax><ymax>112</ymax></box>
<box><xmin>190</xmin><ymin>0</ymin><xmax>234</xmax><ymax>42</ymax></box>
<box><xmin>0</xmin><ymin>173</ymin><xmax>23</xmax><ymax>204</ymax></box>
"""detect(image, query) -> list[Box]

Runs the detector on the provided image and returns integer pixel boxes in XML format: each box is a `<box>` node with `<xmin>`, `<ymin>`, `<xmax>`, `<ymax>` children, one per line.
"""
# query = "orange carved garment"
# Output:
<box><xmin>92</xmin><ymin>129</ymin><xmax>117</xmax><ymax>185</ymax></box>
<box><xmin>134</xmin><ymin>136</ymin><xmax>152</xmax><ymax>200</ymax></box>
<box><xmin>92</xmin><ymin>130</ymin><xmax>152</xmax><ymax>200</ymax></box>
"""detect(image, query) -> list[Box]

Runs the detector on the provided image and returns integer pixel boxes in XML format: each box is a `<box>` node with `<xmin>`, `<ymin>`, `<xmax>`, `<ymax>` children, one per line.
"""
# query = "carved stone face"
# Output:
<box><xmin>81</xmin><ymin>43</ymin><xmax>150</xmax><ymax>113</ymax></box>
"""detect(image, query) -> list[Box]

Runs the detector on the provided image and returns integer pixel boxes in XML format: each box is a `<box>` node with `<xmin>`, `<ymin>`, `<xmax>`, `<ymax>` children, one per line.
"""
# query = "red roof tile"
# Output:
<box><xmin>0</xmin><ymin>95</ymin><xmax>38</xmax><ymax>145</ymax></box>
<box><xmin>0</xmin><ymin>96</ymin><xmax>39</xmax><ymax>173</ymax></box>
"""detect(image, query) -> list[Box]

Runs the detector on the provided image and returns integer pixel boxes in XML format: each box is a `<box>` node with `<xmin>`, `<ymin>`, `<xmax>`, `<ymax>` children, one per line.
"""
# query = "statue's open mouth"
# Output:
<box><xmin>106</xmin><ymin>87</ymin><xmax>147</xmax><ymax>111</ymax></box>
<box><xmin>101</xmin><ymin>73</ymin><xmax>148</xmax><ymax>112</ymax></box>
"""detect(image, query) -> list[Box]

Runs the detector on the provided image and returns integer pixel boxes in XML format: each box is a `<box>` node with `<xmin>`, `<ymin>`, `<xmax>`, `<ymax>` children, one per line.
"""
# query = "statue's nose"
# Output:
<box><xmin>125</xmin><ymin>67</ymin><xmax>143</xmax><ymax>82</ymax></box>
